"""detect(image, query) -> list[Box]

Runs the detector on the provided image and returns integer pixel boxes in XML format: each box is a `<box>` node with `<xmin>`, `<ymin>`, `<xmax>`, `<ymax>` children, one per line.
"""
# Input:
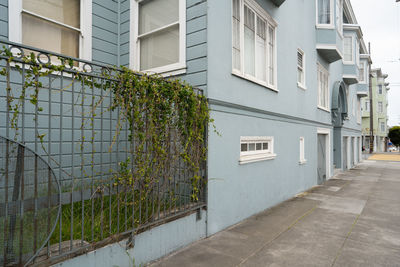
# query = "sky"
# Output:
<box><xmin>351</xmin><ymin>0</ymin><xmax>400</xmax><ymax>127</ymax></box>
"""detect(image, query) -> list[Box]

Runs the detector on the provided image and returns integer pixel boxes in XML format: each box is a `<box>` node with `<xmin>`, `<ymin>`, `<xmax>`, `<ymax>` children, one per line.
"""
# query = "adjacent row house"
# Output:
<box><xmin>0</xmin><ymin>0</ymin><xmax>382</xmax><ymax>265</ymax></box>
<box><xmin>361</xmin><ymin>68</ymin><xmax>390</xmax><ymax>152</ymax></box>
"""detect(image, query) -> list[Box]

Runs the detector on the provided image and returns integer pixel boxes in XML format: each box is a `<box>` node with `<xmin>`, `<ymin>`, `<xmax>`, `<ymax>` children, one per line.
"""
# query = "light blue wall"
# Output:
<box><xmin>205</xmin><ymin>0</ymin><xmax>361</xmax><ymax>234</ymax></box>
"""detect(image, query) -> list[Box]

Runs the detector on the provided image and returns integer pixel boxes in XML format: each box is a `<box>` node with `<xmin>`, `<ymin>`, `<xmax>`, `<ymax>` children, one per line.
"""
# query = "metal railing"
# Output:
<box><xmin>0</xmin><ymin>40</ymin><xmax>207</xmax><ymax>266</ymax></box>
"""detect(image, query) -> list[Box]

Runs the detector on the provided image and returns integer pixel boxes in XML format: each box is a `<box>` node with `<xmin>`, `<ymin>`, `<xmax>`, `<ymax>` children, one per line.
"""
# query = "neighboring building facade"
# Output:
<box><xmin>361</xmin><ymin>68</ymin><xmax>390</xmax><ymax>152</ymax></box>
<box><xmin>0</xmin><ymin>0</ymin><xmax>378</xmax><ymax>265</ymax></box>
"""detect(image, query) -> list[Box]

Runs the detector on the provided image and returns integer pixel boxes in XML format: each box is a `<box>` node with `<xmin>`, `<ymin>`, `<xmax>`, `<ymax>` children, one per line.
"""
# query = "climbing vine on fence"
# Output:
<box><xmin>0</xmin><ymin>47</ymin><xmax>212</xmax><ymax>209</ymax></box>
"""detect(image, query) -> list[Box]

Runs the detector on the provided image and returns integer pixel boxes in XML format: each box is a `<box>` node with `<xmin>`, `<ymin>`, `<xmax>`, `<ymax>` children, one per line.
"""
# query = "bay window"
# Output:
<box><xmin>232</xmin><ymin>0</ymin><xmax>277</xmax><ymax>90</ymax></box>
<box><xmin>131</xmin><ymin>0</ymin><xmax>186</xmax><ymax>74</ymax></box>
<box><xmin>336</xmin><ymin>0</ymin><xmax>343</xmax><ymax>35</ymax></box>
<box><xmin>9</xmin><ymin>0</ymin><xmax>92</xmax><ymax>60</ymax></box>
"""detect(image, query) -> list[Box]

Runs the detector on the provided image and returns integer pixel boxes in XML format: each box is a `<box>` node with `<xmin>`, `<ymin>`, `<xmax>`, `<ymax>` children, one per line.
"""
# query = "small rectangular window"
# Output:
<box><xmin>378</xmin><ymin>85</ymin><xmax>383</xmax><ymax>94</ymax></box>
<box><xmin>239</xmin><ymin>136</ymin><xmax>276</xmax><ymax>164</ymax></box>
<box><xmin>378</xmin><ymin>102</ymin><xmax>383</xmax><ymax>113</ymax></box>
<box><xmin>380</xmin><ymin>122</ymin><xmax>385</xmax><ymax>132</ymax></box>
<box><xmin>359</xmin><ymin>62</ymin><xmax>365</xmax><ymax>82</ymax></box>
<box><xmin>297</xmin><ymin>49</ymin><xmax>305</xmax><ymax>88</ymax></box>
<box><xmin>317</xmin><ymin>63</ymin><xmax>329</xmax><ymax>110</ymax></box>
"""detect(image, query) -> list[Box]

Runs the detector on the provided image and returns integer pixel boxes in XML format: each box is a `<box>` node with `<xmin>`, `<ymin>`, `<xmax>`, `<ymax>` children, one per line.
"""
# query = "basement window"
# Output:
<box><xmin>239</xmin><ymin>136</ymin><xmax>276</xmax><ymax>164</ymax></box>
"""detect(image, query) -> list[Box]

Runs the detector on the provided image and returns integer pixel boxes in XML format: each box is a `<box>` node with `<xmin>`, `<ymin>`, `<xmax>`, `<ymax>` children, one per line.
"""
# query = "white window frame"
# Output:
<box><xmin>297</xmin><ymin>48</ymin><xmax>306</xmax><ymax>90</ymax></box>
<box><xmin>380</xmin><ymin>122</ymin><xmax>385</xmax><ymax>133</ymax></box>
<box><xmin>378</xmin><ymin>101</ymin><xmax>383</xmax><ymax>113</ymax></box>
<box><xmin>299</xmin><ymin>137</ymin><xmax>307</xmax><ymax>164</ymax></box>
<box><xmin>352</xmin><ymin>96</ymin><xmax>356</xmax><ymax>116</ymax></box>
<box><xmin>130</xmin><ymin>0</ymin><xmax>186</xmax><ymax>76</ymax></box>
<box><xmin>359</xmin><ymin>61</ymin><xmax>366</xmax><ymax>83</ymax></box>
<box><xmin>343</xmin><ymin>35</ymin><xmax>354</xmax><ymax>64</ymax></box>
<box><xmin>317</xmin><ymin>63</ymin><xmax>330</xmax><ymax>111</ymax></box>
<box><xmin>357</xmin><ymin>98</ymin><xmax>361</xmax><ymax>124</ymax></box>
<box><xmin>231</xmin><ymin>0</ymin><xmax>278</xmax><ymax>91</ymax></box>
<box><xmin>239</xmin><ymin>136</ymin><xmax>276</xmax><ymax>164</ymax></box>
<box><xmin>9</xmin><ymin>0</ymin><xmax>92</xmax><ymax>61</ymax></box>
<box><xmin>316</xmin><ymin>0</ymin><xmax>334</xmax><ymax>29</ymax></box>
<box><xmin>364</xmin><ymin>100</ymin><xmax>370</xmax><ymax>112</ymax></box>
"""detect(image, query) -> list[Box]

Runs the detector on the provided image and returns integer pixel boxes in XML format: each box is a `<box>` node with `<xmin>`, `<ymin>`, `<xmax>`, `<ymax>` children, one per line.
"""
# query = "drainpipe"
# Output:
<box><xmin>368</xmin><ymin>42</ymin><xmax>374</xmax><ymax>153</ymax></box>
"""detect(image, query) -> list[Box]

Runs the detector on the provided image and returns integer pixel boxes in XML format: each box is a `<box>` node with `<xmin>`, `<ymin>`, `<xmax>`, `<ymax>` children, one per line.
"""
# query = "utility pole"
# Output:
<box><xmin>368</xmin><ymin>42</ymin><xmax>374</xmax><ymax>153</ymax></box>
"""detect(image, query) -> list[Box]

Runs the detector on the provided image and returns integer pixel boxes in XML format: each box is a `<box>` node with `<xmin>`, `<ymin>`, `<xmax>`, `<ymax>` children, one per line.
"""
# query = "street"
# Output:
<box><xmin>150</xmin><ymin>155</ymin><xmax>400</xmax><ymax>267</ymax></box>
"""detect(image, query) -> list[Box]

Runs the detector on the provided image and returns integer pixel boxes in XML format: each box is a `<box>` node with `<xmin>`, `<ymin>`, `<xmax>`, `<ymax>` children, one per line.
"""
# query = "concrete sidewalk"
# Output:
<box><xmin>149</xmin><ymin>159</ymin><xmax>400</xmax><ymax>266</ymax></box>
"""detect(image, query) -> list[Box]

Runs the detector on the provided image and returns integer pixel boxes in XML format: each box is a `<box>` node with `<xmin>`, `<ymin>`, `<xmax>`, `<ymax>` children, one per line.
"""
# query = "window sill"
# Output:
<box><xmin>232</xmin><ymin>71</ymin><xmax>278</xmax><ymax>92</ymax></box>
<box><xmin>239</xmin><ymin>153</ymin><xmax>277</xmax><ymax>165</ymax></box>
<box><xmin>297</xmin><ymin>82</ymin><xmax>307</xmax><ymax>90</ymax></box>
<box><xmin>317</xmin><ymin>106</ymin><xmax>330</xmax><ymax>113</ymax></box>
<box><xmin>299</xmin><ymin>160</ymin><xmax>307</xmax><ymax>165</ymax></box>
<box><xmin>316</xmin><ymin>24</ymin><xmax>335</xmax><ymax>30</ymax></box>
<box><xmin>140</xmin><ymin>64</ymin><xmax>187</xmax><ymax>77</ymax></box>
<box><xmin>343</xmin><ymin>61</ymin><xmax>355</xmax><ymax>65</ymax></box>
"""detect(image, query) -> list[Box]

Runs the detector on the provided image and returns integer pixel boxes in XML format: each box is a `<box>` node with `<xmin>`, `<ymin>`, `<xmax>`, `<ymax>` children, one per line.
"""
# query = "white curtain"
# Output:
<box><xmin>318</xmin><ymin>0</ymin><xmax>331</xmax><ymax>24</ymax></box>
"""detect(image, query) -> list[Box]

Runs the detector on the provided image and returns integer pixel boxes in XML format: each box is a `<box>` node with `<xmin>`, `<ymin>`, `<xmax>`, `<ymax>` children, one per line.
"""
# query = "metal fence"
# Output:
<box><xmin>0</xmin><ymin>40</ymin><xmax>207</xmax><ymax>266</ymax></box>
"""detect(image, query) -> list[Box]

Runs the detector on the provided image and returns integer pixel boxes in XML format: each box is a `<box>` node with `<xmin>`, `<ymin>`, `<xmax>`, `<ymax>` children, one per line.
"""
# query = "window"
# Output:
<box><xmin>380</xmin><ymin>122</ymin><xmax>385</xmax><ymax>132</ymax></box>
<box><xmin>343</xmin><ymin>36</ymin><xmax>353</xmax><ymax>63</ymax></box>
<box><xmin>356</xmin><ymin>39</ymin><xmax>360</xmax><ymax>66</ymax></box>
<box><xmin>352</xmin><ymin>97</ymin><xmax>356</xmax><ymax>116</ymax></box>
<box><xmin>336</xmin><ymin>0</ymin><xmax>343</xmax><ymax>35</ymax></box>
<box><xmin>131</xmin><ymin>0</ymin><xmax>186</xmax><ymax>74</ymax></box>
<box><xmin>378</xmin><ymin>85</ymin><xmax>383</xmax><ymax>94</ymax></box>
<box><xmin>378</xmin><ymin>101</ymin><xmax>383</xmax><ymax>113</ymax></box>
<box><xmin>364</xmin><ymin>100</ymin><xmax>370</xmax><ymax>112</ymax></box>
<box><xmin>317</xmin><ymin>63</ymin><xmax>329</xmax><ymax>110</ymax></box>
<box><xmin>239</xmin><ymin>136</ymin><xmax>276</xmax><ymax>164</ymax></box>
<box><xmin>299</xmin><ymin>137</ymin><xmax>306</xmax><ymax>164</ymax></box>
<box><xmin>357</xmin><ymin>99</ymin><xmax>361</xmax><ymax>124</ymax></box>
<box><xmin>317</xmin><ymin>0</ymin><xmax>333</xmax><ymax>26</ymax></box>
<box><xmin>9</xmin><ymin>0</ymin><xmax>92</xmax><ymax>60</ymax></box>
<box><xmin>297</xmin><ymin>49</ymin><xmax>305</xmax><ymax>88</ymax></box>
<box><xmin>232</xmin><ymin>0</ymin><xmax>277</xmax><ymax>90</ymax></box>
<box><xmin>359</xmin><ymin>62</ymin><xmax>365</xmax><ymax>82</ymax></box>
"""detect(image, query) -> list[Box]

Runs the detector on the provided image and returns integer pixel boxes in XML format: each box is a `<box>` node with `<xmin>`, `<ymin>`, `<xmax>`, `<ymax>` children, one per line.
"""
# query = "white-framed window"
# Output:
<box><xmin>336</xmin><ymin>0</ymin><xmax>343</xmax><ymax>35</ymax></box>
<box><xmin>380</xmin><ymin>122</ymin><xmax>385</xmax><ymax>132</ymax></box>
<box><xmin>359</xmin><ymin>61</ymin><xmax>365</xmax><ymax>83</ymax></box>
<box><xmin>239</xmin><ymin>136</ymin><xmax>276</xmax><ymax>164</ymax></box>
<box><xmin>297</xmin><ymin>49</ymin><xmax>306</xmax><ymax>89</ymax></box>
<box><xmin>232</xmin><ymin>0</ymin><xmax>277</xmax><ymax>91</ymax></box>
<box><xmin>378</xmin><ymin>85</ymin><xmax>383</xmax><ymax>94</ymax></box>
<box><xmin>378</xmin><ymin>101</ymin><xmax>383</xmax><ymax>113</ymax></box>
<box><xmin>357</xmin><ymin>99</ymin><xmax>361</xmax><ymax>124</ymax></box>
<box><xmin>130</xmin><ymin>0</ymin><xmax>186</xmax><ymax>75</ymax></box>
<box><xmin>299</xmin><ymin>137</ymin><xmax>306</xmax><ymax>164</ymax></box>
<box><xmin>356</xmin><ymin>39</ymin><xmax>360</xmax><ymax>66</ymax></box>
<box><xmin>316</xmin><ymin>0</ymin><xmax>334</xmax><ymax>27</ymax></box>
<box><xmin>352</xmin><ymin>96</ymin><xmax>356</xmax><ymax>116</ymax></box>
<box><xmin>343</xmin><ymin>36</ymin><xmax>354</xmax><ymax>63</ymax></box>
<box><xmin>364</xmin><ymin>100</ymin><xmax>370</xmax><ymax>112</ymax></box>
<box><xmin>9</xmin><ymin>0</ymin><xmax>92</xmax><ymax>61</ymax></box>
<box><xmin>317</xmin><ymin>63</ymin><xmax>329</xmax><ymax>110</ymax></box>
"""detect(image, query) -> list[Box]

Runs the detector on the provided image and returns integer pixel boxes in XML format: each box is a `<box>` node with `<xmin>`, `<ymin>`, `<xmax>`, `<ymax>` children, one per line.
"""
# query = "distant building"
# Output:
<box><xmin>361</xmin><ymin>68</ymin><xmax>390</xmax><ymax>152</ymax></box>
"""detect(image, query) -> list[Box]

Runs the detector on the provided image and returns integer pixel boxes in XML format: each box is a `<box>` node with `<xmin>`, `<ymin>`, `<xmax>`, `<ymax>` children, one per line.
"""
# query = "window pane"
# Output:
<box><xmin>344</xmin><ymin>37</ymin><xmax>352</xmax><ymax>61</ymax></box>
<box><xmin>262</xmin><ymin>142</ymin><xmax>268</xmax><ymax>150</ymax></box>
<box><xmin>318</xmin><ymin>0</ymin><xmax>330</xmax><ymax>24</ymax></box>
<box><xmin>233</xmin><ymin>16</ymin><xmax>241</xmax><ymax>70</ymax></box>
<box><xmin>249</xmin><ymin>143</ymin><xmax>255</xmax><ymax>151</ymax></box>
<box><xmin>244</xmin><ymin>5</ymin><xmax>255</xmax><ymax>76</ymax></box>
<box><xmin>23</xmin><ymin>0</ymin><xmax>80</xmax><ymax>28</ymax></box>
<box><xmin>139</xmin><ymin>0</ymin><xmax>179</xmax><ymax>35</ymax></box>
<box><xmin>241</xmin><ymin>143</ymin><xmax>248</xmax><ymax>152</ymax></box>
<box><xmin>22</xmin><ymin>13</ymin><xmax>79</xmax><ymax>58</ymax></box>
<box><xmin>140</xmin><ymin>25</ymin><xmax>179</xmax><ymax>70</ymax></box>
<box><xmin>256</xmin><ymin>143</ymin><xmax>262</xmax><ymax>150</ymax></box>
<box><xmin>255</xmin><ymin>17</ymin><xmax>266</xmax><ymax>81</ymax></box>
<box><xmin>268</xmin><ymin>26</ymin><xmax>274</xmax><ymax>85</ymax></box>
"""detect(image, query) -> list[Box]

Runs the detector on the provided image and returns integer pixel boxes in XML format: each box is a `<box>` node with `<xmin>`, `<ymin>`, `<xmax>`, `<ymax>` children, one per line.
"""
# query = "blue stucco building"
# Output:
<box><xmin>0</xmin><ymin>0</ymin><xmax>373</xmax><ymax>265</ymax></box>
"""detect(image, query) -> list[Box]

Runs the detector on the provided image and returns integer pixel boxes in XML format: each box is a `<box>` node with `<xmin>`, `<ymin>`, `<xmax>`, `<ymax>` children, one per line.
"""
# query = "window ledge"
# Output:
<box><xmin>317</xmin><ymin>106</ymin><xmax>331</xmax><ymax>113</ymax></box>
<box><xmin>297</xmin><ymin>82</ymin><xmax>307</xmax><ymax>90</ymax></box>
<box><xmin>316</xmin><ymin>24</ymin><xmax>335</xmax><ymax>30</ymax></box>
<box><xmin>232</xmin><ymin>71</ymin><xmax>278</xmax><ymax>92</ymax></box>
<box><xmin>299</xmin><ymin>160</ymin><xmax>307</xmax><ymax>165</ymax></box>
<box><xmin>239</xmin><ymin>153</ymin><xmax>277</xmax><ymax>165</ymax></box>
<box><xmin>141</xmin><ymin>64</ymin><xmax>187</xmax><ymax>77</ymax></box>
